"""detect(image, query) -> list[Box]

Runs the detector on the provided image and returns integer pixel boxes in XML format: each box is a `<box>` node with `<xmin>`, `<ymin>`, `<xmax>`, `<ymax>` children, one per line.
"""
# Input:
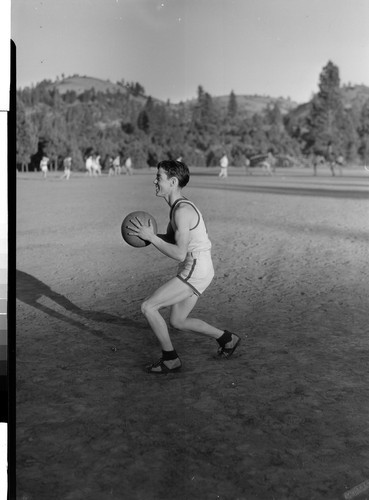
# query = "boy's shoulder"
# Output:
<box><xmin>173</xmin><ymin>200</ymin><xmax>198</xmax><ymax>221</ymax></box>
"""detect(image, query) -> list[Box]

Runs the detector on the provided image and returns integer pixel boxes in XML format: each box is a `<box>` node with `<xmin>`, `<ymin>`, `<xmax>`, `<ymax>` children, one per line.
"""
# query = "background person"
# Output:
<box><xmin>40</xmin><ymin>156</ymin><xmax>49</xmax><ymax>178</ymax></box>
<box><xmin>106</xmin><ymin>155</ymin><xmax>115</xmax><ymax>176</ymax></box>
<box><xmin>244</xmin><ymin>156</ymin><xmax>251</xmax><ymax>175</ymax></box>
<box><xmin>125</xmin><ymin>156</ymin><xmax>133</xmax><ymax>175</ymax></box>
<box><xmin>219</xmin><ymin>153</ymin><xmax>229</xmax><ymax>178</ymax></box>
<box><xmin>60</xmin><ymin>156</ymin><xmax>72</xmax><ymax>180</ymax></box>
<box><xmin>113</xmin><ymin>155</ymin><xmax>121</xmax><ymax>175</ymax></box>
<box><xmin>93</xmin><ymin>154</ymin><xmax>102</xmax><ymax>176</ymax></box>
<box><xmin>85</xmin><ymin>155</ymin><xmax>93</xmax><ymax>176</ymax></box>
<box><xmin>260</xmin><ymin>151</ymin><xmax>276</xmax><ymax>175</ymax></box>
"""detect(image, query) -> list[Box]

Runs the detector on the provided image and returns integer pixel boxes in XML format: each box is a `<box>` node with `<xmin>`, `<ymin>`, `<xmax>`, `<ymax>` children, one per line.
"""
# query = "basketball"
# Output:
<box><xmin>121</xmin><ymin>211</ymin><xmax>158</xmax><ymax>247</ymax></box>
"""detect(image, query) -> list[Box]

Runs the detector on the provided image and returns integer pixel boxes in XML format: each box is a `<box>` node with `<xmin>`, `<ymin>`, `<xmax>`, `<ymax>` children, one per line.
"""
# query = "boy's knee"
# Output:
<box><xmin>141</xmin><ymin>299</ymin><xmax>157</xmax><ymax>317</ymax></box>
<box><xmin>169</xmin><ymin>317</ymin><xmax>184</xmax><ymax>330</ymax></box>
<box><xmin>141</xmin><ymin>300</ymin><xmax>150</xmax><ymax>317</ymax></box>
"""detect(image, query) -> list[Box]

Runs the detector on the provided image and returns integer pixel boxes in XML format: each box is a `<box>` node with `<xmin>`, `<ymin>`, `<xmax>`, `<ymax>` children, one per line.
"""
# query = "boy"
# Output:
<box><xmin>127</xmin><ymin>160</ymin><xmax>240</xmax><ymax>374</ymax></box>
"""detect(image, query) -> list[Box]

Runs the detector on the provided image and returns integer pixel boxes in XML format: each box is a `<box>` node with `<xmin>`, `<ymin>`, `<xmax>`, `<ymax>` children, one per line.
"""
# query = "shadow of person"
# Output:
<box><xmin>16</xmin><ymin>269</ymin><xmax>142</xmax><ymax>338</ymax></box>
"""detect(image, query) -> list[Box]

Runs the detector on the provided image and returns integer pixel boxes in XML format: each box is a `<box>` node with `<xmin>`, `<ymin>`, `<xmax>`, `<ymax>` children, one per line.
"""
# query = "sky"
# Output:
<box><xmin>11</xmin><ymin>0</ymin><xmax>369</xmax><ymax>104</ymax></box>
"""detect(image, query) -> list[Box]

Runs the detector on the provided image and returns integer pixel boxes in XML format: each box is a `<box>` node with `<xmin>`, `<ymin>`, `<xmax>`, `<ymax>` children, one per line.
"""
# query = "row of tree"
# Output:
<box><xmin>16</xmin><ymin>61</ymin><xmax>369</xmax><ymax>172</ymax></box>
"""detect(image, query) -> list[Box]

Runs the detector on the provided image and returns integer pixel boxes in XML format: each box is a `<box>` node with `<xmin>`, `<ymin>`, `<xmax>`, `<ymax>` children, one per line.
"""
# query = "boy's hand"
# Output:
<box><xmin>127</xmin><ymin>217</ymin><xmax>155</xmax><ymax>243</ymax></box>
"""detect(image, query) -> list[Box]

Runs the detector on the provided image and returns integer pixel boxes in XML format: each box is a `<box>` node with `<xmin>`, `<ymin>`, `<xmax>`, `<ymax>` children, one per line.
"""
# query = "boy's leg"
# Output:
<box><xmin>141</xmin><ymin>277</ymin><xmax>194</xmax><ymax>351</ymax></box>
<box><xmin>170</xmin><ymin>295</ymin><xmax>224</xmax><ymax>339</ymax></box>
<box><xmin>142</xmin><ymin>277</ymin><xmax>241</xmax><ymax>370</ymax></box>
<box><xmin>142</xmin><ymin>277</ymin><xmax>197</xmax><ymax>373</ymax></box>
<box><xmin>170</xmin><ymin>293</ymin><xmax>241</xmax><ymax>358</ymax></box>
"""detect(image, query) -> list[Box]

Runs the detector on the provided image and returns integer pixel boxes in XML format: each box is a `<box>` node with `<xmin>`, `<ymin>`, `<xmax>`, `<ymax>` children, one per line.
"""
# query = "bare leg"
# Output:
<box><xmin>141</xmin><ymin>277</ymin><xmax>195</xmax><ymax>350</ymax></box>
<box><xmin>142</xmin><ymin>277</ymin><xmax>225</xmax><ymax>350</ymax></box>
<box><xmin>170</xmin><ymin>294</ymin><xmax>223</xmax><ymax>338</ymax></box>
<box><xmin>142</xmin><ymin>277</ymin><xmax>240</xmax><ymax>372</ymax></box>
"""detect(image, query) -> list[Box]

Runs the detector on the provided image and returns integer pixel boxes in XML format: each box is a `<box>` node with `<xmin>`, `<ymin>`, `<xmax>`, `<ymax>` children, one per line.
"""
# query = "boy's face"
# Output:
<box><xmin>154</xmin><ymin>167</ymin><xmax>173</xmax><ymax>197</ymax></box>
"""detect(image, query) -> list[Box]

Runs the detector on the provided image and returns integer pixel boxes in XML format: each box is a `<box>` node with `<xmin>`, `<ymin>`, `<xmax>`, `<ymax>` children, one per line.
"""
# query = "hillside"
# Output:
<box><xmin>48</xmin><ymin>76</ymin><xmax>127</xmax><ymax>95</ymax></box>
<box><xmin>48</xmin><ymin>75</ymin><xmax>164</xmax><ymax>107</ymax></box>
<box><xmin>34</xmin><ymin>75</ymin><xmax>369</xmax><ymax>119</ymax></box>
<box><xmin>48</xmin><ymin>75</ymin><xmax>300</xmax><ymax>115</ymax></box>
<box><xmin>213</xmin><ymin>94</ymin><xmax>299</xmax><ymax>115</ymax></box>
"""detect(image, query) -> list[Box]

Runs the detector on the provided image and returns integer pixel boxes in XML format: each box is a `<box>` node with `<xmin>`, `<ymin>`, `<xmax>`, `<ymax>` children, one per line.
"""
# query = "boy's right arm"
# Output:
<box><xmin>157</xmin><ymin>222</ymin><xmax>175</xmax><ymax>244</ymax></box>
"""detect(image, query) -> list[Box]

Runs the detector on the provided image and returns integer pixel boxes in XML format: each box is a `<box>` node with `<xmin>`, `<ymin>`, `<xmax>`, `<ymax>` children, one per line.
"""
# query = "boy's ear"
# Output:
<box><xmin>170</xmin><ymin>176</ymin><xmax>178</xmax><ymax>187</ymax></box>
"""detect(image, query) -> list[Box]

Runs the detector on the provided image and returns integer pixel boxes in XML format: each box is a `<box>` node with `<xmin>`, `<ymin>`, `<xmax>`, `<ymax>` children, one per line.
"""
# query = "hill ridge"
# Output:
<box><xmin>43</xmin><ymin>74</ymin><xmax>369</xmax><ymax>116</ymax></box>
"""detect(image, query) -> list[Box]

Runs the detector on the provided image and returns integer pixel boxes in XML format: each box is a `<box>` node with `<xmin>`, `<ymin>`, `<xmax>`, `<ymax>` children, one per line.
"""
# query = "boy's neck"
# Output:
<box><xmin>167</xmin><ymin>191</ymin><xmax>184</xmax><ymax>207</ymax></box>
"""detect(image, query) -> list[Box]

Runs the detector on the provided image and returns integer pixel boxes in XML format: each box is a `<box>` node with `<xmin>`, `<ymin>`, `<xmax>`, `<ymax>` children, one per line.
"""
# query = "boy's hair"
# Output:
<box><xmin>157</xmin><ymin>160</ymin><xmax>190</xmax><ymax>188</ymax></box>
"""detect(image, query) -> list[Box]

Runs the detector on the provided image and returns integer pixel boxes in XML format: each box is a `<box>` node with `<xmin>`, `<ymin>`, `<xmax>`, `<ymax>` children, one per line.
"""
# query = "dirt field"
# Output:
<box><xmin>16</xmin><ymin>167</ymin><xmax>369</xmax><ymax>500</ymax></box>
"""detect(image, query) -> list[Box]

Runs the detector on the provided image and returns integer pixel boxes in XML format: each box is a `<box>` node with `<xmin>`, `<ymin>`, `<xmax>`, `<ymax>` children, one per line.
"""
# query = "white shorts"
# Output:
<box><xmin>176</xmin><ymin>250</ymin><xmax>214</xmax><ymax>296</ymax></box>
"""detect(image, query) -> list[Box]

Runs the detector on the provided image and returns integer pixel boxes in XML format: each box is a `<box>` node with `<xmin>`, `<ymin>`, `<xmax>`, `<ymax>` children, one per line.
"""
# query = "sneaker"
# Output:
<box><xmin>145</xmin><ymin>357</ymin><xmax>182</xmax><ymax>374</ymax></box>
<box><xmin>215</xmin><ymin>332</ymin><xmax>241</xmax><ymax>359</ymax></box>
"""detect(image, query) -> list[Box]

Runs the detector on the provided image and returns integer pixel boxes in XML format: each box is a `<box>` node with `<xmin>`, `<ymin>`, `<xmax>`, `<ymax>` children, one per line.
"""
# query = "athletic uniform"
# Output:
<box><xmin>169</xmin><ymin>198</ymin><xmax>214</xmax><ymax>296</ymax></box>
<box><xmin>219</xmin><ymin>155</ymin><xmax>229</xmax><ymax>178</ymax></box>
<box><xmin>40</xmin><ymin>157</ymin><xmax>48</xmax><ymax>173</ymax></box>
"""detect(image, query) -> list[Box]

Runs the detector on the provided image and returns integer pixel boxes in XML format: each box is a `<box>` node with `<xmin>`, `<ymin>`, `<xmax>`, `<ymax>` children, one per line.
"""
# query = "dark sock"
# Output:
<box><xmin>162</xmin><ymin>349</ymin><xmax>178</xmax><ymax>361</ymax></box>
<box><xmin>216</xmin><ymin>330</ymin><xmax>232</xmax><ymax>347</ymax></box>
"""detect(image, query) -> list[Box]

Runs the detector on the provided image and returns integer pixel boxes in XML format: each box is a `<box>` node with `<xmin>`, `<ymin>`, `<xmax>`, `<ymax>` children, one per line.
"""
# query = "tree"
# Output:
<box><xmin>137</xmin><ymin>109</ymin><xmax>150</xmax><ymax>133</ymax></box>
<box><xmin>358</xmin><ymin>100</ymin><xmax>369</xmax><ymax>162</ymax></box>
<box><xmin>191</xmin><ymin>86</ymin><xmax>218</xmax><ymax>140</ymax></box>
<box><xmin>16</xmin><ymin>99</ymin><xmax>38</xmax><ymax>171</ymax></box>
<box><xmin>249</xmin><ymin>113</ymin><xmax>268</xmax><ymax>154</ymax></box>
<box><xmin>227</xmin><ymin>90</ymin><xmax>237</xmax><ymax>118</ymax></box>
<box><xmin>305</xmin><ymin>61</ymin><xmax>346</xmax><ymax>155</ymax></box>
<box><xmin>41</xmin><ymin>112</ymin><xmax>69</xmax><ymax>170</ymax></box>
<box><xmin>265</xmin><ymin>104</ymin><xmax>283</xmax><ymax>128</ymax></box>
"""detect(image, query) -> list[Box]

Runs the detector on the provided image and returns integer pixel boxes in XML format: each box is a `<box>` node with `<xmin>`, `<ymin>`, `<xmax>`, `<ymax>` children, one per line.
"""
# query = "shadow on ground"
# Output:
<box><xmin>16</xmin><ymin>269</ymin><xmax>142</xmax><ymax>339</ymax></box>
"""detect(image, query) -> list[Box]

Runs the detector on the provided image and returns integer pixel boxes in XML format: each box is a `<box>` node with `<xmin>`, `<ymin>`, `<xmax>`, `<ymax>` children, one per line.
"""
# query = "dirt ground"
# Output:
<box><xmin>15</xmin><ymin>166</ymin><xmax>369</xmax><ymax>500</ymax></box>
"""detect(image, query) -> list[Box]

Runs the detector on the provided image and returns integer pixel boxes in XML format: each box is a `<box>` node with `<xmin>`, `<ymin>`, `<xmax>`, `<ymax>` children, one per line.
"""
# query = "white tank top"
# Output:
<box><xmin>169</xmin><ymin>198</ymin><xmax>212</xmax><ymax>253</ymax></box>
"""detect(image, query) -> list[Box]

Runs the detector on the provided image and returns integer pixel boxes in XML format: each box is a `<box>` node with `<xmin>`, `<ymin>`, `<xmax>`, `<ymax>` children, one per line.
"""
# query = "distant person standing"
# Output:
<box><xmin>60</xmin><ymin>156</ymin><xmax>72</xmax><ymax>180</ymax></box>
<box><xmin>125</xmin><ymin>156</ymin><xmax>133</xmax><ymax>175</ymax></box>
<box><xmin>261</xmin><ymin>151</ymin><xmax>276</xmax><ymax>175</ymax></box>
<box><xmin>93</xmin><ymin>155</ymin><xmax>102</xmax><ymax>176</ymax></box>
<box><xmin>107</xmin><ymin>156</ymin><xmax>115</xmax><ymax>176</ymax></box>
<box><xmin>113</xmin><ymin>155</ymin><xmax>121</xmax><ymax>175</ymax></box>
<box><xmin>219</xmin><ymin>154</ymin><xmax>229</xmax><ymax>178</ymax></box>
<box><xmin>40</xmin><ymin>156</ymin><xmax>49</xmax><ymax>179</ymax></box>
<box><xmin>244</xmin><ymin>156</ymin><xmax>251</xmax><ymax>175</ymax></box>
<box><xmin>335</xmin><ymin>153</ymin><xmax>344</xmax><ymax>176</ymax></box>
<box><xmin>85</xmin><ymin>155</ymin><xmax>93</xmax><ymax>176</ymax></box>
<box><xmin>326</xmin><ymin>142</ymin><xmax>338</xmax><ymax>176</ymax></box>
<box><xmin>312</xmin><ymin>154</ymin><xmax>324</xmax><ymax>176</ymax></box>
<box><xmin>268</xmin><ymin>151</ymin><xmax>277</xmax><ymax>174</ymax></box>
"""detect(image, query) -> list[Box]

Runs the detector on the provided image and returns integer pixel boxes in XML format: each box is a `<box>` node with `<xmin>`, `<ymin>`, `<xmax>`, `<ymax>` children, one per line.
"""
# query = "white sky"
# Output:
<box><xmin>11</xmin><ymin>0</ymin><xmax>369</xmax><ymax>103</ymax></box>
